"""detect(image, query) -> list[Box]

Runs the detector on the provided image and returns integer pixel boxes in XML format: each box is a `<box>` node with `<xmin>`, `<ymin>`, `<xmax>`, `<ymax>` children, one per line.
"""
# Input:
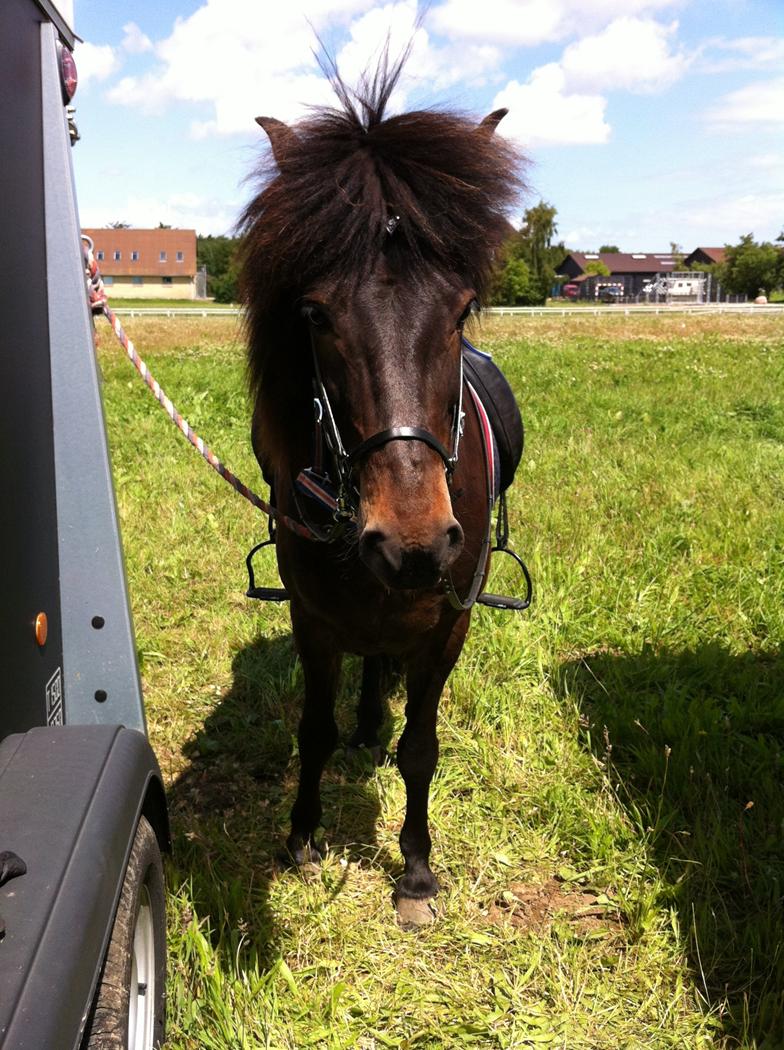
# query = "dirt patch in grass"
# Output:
<box><xmin>486</xmin><ymin>875</ymin><xmax>624</xmax><ymax>937</ymax></box>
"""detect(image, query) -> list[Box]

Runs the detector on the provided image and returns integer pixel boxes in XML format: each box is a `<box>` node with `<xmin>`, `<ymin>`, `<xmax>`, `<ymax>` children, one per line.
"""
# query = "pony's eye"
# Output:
<box><xmin>457</xmin><ymin>298</ymin><xmax>479</xmax><ymax>327</ymax></box>
<box><xmin>301</xmin><ymin>303</ymin><xmax>329</xmax><ymax>328</ymax></box>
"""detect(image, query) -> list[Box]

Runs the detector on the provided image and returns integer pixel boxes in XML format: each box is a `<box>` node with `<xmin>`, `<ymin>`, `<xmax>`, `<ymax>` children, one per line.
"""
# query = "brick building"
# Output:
<box><xmin>82</xmin><ymin>228</ymin><xmax>199</xmax><ymax>300</ymax></box>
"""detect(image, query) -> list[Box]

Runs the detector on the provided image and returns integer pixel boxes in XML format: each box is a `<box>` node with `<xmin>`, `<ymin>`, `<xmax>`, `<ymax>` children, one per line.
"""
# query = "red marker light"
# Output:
<box><xmin>58</xmin><ymin>44</ymin><xmax>78</xmax><ymax>103</ymax></box>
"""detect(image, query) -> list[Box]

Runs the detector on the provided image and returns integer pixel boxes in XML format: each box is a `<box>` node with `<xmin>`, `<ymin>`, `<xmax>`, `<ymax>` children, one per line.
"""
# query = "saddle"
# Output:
<box><xmin>461</xmin><ymin>338</ymin><xmax>523</xmax><ymax>497</ymax></box>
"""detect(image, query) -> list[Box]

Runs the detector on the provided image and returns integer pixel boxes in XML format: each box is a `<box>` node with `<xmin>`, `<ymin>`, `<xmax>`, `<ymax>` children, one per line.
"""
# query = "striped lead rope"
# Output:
<box><xmin>82</xmin><ymin>236</ymin><xmax>314</xmax><ymax>541</ymax></box>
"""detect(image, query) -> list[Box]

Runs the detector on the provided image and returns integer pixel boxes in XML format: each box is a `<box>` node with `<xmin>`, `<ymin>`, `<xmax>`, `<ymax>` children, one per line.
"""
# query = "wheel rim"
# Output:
<box><xmin>128</xmin><ymin>884</ymin><xmax>156</xmax><ymax>1050</ymax></box>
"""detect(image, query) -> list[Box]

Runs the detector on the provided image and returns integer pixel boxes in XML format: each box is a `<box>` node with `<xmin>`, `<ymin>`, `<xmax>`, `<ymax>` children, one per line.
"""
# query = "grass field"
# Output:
<box><xmin>97</xmin><ymin>312</ymin><xmax>784</xmax><ymax>1048</ymax></box>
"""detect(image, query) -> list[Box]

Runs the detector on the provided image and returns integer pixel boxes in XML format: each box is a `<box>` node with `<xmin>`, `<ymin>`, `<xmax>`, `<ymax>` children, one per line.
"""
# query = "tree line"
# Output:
<box><xmin>487</xmin><ymin>205</ymin><xmax>784</xmax><ymax>305</ymax></box>
<box><xmin>186</xmin><ymin>220</ymin><xmax>784</xmax><ymax>306</ymax></box>
<box><xmin>708</xmin><ymin>234</ymin><xmax>784</xmax><ymax>300</ymax></box>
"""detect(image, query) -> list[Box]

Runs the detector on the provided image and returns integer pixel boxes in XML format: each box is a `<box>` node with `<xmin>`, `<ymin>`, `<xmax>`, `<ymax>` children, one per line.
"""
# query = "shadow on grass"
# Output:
<box><xmin>167</xmin><ymin>631</ymin><xmax>399</xmax><ymax>968</ymax></box>
<box><xmin>557</xmin><ymin>643</ymin><xmax>784</xmax><ymax>1048</ymax></box>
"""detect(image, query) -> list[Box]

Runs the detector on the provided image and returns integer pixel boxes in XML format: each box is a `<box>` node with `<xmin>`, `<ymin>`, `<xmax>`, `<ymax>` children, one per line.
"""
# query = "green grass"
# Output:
<box><xmin>98</xmin><ymin>312</ymin><xmax>784</xmax><ymax>1048</ymax></box>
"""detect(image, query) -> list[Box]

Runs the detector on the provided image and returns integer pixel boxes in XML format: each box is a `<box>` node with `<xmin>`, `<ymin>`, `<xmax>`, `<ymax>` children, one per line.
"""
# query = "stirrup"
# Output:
<box><xmin>477</xmin><ymin>546</ymin><xmax>532</xmax><ymax>611</ymax></box>
<box><xmin>245</xmin><ymin>536</ymin><xmax>290</xmax><ymax>602</ymax></box>
<box><xmin>476</xmin><ymin>491</ymin><xmax>533</xmax><ymax>612</ymax></box>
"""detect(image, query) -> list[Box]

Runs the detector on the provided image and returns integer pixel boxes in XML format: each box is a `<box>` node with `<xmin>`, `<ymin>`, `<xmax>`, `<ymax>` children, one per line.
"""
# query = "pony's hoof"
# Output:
<box><xmin>279</xmin><ymin>841</ymin><xmax>323</xmax><ymax>872</ymax></box>
<box><xmin>396</xmin><ymin>896</ymin><xmax>437</xmax><ymax>930</ymax></box>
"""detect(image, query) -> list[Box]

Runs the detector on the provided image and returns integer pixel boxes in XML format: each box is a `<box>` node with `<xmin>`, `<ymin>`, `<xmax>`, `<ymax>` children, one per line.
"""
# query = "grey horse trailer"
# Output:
<box><xmin>1</xmin><ymin>2</ymin><xmax>169</xmax><ymax>1047</ymax></box>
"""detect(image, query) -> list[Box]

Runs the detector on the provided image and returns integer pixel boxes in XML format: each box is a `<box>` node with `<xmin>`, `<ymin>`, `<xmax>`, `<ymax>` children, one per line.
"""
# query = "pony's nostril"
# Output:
<box><xmin>360</xmin><ymin>528</ymin><xmax>401</xmax><ymax>573</ymax></box>
<box><xmin>446</xmin><ymin>522</ymin><xmax>464</xmax><ymax>552</ymax></box>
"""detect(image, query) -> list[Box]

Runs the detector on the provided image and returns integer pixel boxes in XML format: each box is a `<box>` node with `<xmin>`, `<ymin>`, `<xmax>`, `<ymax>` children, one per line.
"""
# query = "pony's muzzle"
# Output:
<box><xmin>359</xmin><ymin>519</ymin><xmax>464</xmax><ymax>590</ymax></box>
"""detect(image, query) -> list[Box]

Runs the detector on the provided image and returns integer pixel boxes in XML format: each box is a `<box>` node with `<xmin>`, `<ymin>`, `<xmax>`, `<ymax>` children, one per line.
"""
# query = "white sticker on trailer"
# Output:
<box><xmin>46</xmin><ymin>668</ymin><xmax>63</xmax><ymax>725</ymax></box>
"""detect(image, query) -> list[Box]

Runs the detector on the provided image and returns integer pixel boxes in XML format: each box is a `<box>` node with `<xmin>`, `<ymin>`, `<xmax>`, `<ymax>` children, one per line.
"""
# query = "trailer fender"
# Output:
<box><xmin>0</xmin><ymin>724</ymin><xmax>168</xmax><ymax>1050</ymax></box>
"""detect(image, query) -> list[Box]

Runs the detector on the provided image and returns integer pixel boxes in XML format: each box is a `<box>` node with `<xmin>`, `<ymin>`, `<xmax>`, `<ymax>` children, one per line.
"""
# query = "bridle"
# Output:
<box><xmin>301</xmin><ymin>332</ymin><xmax>501</xmax><ymax>611</ymax></box>
<box><xmin>307</xmin><ymin>332</ymin><xmax>466</xmax><ymax>531</ymax></box>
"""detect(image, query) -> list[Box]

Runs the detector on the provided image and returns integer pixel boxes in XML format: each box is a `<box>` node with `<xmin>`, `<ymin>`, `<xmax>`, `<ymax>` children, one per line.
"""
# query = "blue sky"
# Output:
<box><xmin>71</xmin><ymin>0</ymin><xmax>783</xmax><ymax>252</ymax></box>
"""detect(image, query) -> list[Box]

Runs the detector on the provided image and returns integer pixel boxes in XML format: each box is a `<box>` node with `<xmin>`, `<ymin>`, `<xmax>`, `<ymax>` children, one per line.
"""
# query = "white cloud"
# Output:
<box><xmin>75</xmin><ymin>41</ymin><xmax>120</xmax><ymax>87</ymax></box>
<box><xmin>121</xmin><ymin>22</ymin><xmax>153</xmax><ymax>55</ymax></box>
<box><xmin>481</xmin><ymin>14</ymin><xmax>688</xmax><ymax>152</ymax></box>
<box><xmin>705</xmin><ymin>76</ymin><xmax>784</xmax><ymax>130</ymax></box>
<box><xmin>93</xmin><ymin>0</ymin><xmax>691</xmax><ymax>150</ymax></box>
<box><xmin>561</xmin><ymin>17</ymin><xmax>688</xmax><ymax>93</ymax></box>
<box><xmin>105</xmin><ymin>1</ymin><xmax>379</xmax><ymax>133</ymax></box>
<box><xmin>429</xmin><ymin>0</ymin><xmax>567</xmax><ymax>47</ymax></box>
<box><xmin>75</xmin><ymin>22</ymin><xmax>151</xmax><ymax>90</ymax></box>
<box><xmin>697</xmin><ymin>35</ymin><xmax>784</xmax><ymax>74</ymax></box>
<box><xmin>336</xmin><ymin>1</ymin><xmax>425</xmax><ymax>87</ymax></box>
<box><xmin>746</xmin><ymin>151</ymin><xmax>784</xmax><ymax>171</ymax></box>
<box><xmin>493</xmin><ymin>63</ymin><xmax>610</xmax><ymax>147</ymax></box>
<box><xmin>429</xmin><ymin>0</ymin><xmax>680</xmax><ymax>46</ymax></box>
<box><xmin>104</xmin><ymin>0</ymin><xmax>504</xmax><ymax>135</ymax></box>
<box><xmin>335</xmin><ymin>1</ymin><xmax>501</xmax><ymax>101</ymax></box>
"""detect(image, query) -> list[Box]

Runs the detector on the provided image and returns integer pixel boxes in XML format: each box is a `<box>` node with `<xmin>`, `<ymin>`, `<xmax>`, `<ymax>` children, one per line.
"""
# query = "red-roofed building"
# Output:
<box><xmin>82</xmin><ymin>228</ymin><xmax>201</xmax><ymax>299</ymax></box>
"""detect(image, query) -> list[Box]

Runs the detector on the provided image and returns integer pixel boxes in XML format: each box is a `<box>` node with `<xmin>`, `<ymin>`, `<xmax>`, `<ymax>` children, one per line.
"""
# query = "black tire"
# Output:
<box><xmin>81</xmin><ymin>815</ymin><xmax>166</xmax><ymax>1049</ymax></box>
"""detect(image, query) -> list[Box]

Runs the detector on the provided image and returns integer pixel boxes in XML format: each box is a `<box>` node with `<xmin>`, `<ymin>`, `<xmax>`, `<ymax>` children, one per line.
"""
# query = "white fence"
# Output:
<box><xmin>112</xmin><ymin>303</ymin><xmax>784</xmax><ymax>319</ymax></box>
<box><xmin>486</xmin><ymin>303</ymin><xmax>784</xmax><ymax>316</ymax></box>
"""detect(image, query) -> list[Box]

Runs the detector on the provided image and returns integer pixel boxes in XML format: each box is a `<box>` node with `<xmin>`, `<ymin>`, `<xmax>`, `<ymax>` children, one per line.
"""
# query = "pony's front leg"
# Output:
<box><xmin>396</xmin><ymin>612</ymin><xmax>470</xmax><ymax>927</ymax></box>
<box><xmin>287</xmin><ymin>603</ymin><xmax>342</xmax><ymax>866</ymax></box>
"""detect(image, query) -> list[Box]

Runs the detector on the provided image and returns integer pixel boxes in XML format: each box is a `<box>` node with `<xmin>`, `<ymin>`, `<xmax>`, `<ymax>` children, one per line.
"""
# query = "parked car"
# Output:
<box><xmin>562</xmin><ymin>283</ymin><xmax>580</xmax><ymax>299</ymax></box>
<box><xmin>598</xmin><ymin>286</ymin><xmax>623</xmax><ymax>303</ymax></box>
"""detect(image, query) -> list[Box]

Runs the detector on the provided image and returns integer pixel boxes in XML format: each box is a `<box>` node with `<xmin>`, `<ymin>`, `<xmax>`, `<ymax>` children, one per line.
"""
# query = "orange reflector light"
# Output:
<box><xmin>35</xmin><ymin>612</ymin><xmax>48</xmax><ymax>647</ymax></box>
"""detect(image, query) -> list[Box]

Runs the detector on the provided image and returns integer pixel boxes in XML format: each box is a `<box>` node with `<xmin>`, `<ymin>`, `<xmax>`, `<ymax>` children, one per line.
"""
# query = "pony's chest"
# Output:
<box><xmin>280</xmin><ymin>542</ymin><xmax>445</xmax><ymax>654</ymax></box>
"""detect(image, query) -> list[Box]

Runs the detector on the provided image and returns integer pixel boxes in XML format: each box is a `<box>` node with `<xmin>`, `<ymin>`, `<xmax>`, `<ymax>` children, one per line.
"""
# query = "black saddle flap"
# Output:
<box><xmin>462</xmin><ymin>338</ymin><xmax>523</xmax><ymax>492</ymax></box>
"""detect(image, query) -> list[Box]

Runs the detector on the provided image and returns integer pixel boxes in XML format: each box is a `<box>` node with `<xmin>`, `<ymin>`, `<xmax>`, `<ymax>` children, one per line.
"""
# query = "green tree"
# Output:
<box><xmin>197</xmin><ymin>234</ymin><xmax>240</xmax><ymax>302</ymax></box>
<box><xmin>584</xmin><ymin>260</ymin><xmax>611</xmax><ymax>277</ymax></box>
<box><xmin>519</xmin><ymin>200</ymin><xmax>558</xmax><ymax>302</ymax></box>
<box><xmin>491</xmin><ymin>256</ymin><xmax>534</xmax><ymax>305</ymax></box>
<box><xmin>488</xmin><ymin>201</ymin><xmax>571</xmax><ymax>305</ymax></box>
<box><xmin>717</xmin><ymin>234</ymin><xmax>783</xmax><ymax>298</ymax></box>
<box><xmin>669</xmin><ymin>241</ymin><xmax>685</xmax><ymax>268</ymax></box>
<box><xmin>599</xmin><ymin>244</ymin><xmax>619</xmax><ymax>253</ymax></box>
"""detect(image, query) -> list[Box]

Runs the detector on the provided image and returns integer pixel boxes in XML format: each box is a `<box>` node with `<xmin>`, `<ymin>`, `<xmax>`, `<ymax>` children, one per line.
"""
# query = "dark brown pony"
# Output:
<box><xmin>240</xmin><ymin>55</ymin><xmax>524</xmax><ymax>926</ymax></box>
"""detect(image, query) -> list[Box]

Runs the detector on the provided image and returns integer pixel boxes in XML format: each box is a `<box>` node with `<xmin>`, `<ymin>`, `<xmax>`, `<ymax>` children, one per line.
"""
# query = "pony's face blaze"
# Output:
<box><xmin>301</xmin><ymin>266</ymin><xmax>473</xmax><ymax>589</ymax></box>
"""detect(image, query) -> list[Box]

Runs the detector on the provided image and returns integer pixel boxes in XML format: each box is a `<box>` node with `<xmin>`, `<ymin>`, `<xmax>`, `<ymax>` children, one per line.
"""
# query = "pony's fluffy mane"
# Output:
<box><xmin>240</xmin><ymin>50</ymin><xmax>526</xmax><ymax>415</ymax></box>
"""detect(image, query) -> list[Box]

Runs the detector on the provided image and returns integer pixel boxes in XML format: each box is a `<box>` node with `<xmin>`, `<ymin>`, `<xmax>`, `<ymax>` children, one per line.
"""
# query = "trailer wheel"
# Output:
<box><xmin>81</xmin><ymin>815</ymin><xmax>166</xmax><ymax>1049</ymax></box>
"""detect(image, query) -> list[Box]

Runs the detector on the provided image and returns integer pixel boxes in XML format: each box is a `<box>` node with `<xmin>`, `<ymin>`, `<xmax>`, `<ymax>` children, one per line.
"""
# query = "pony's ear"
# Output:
<box><xmin>255</xmin><ymin>116</ymin><xmax>298</xmax><ymax>166</ymax></box>
<box><xmin>477</xmin><ymin>108</ymin><xmax>508</xmax><ymax>135</ymax></box>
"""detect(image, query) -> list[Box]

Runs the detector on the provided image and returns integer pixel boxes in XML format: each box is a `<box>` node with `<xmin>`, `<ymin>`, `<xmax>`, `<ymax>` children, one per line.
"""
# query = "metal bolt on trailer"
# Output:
<box><xmin>0</xmin><ymin>3</ymin><xmax>169</xmax><ymax>1048</ymax></box>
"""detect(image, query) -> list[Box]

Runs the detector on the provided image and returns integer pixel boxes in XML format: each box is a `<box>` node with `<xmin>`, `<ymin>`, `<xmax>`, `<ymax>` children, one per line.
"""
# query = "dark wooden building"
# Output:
<box><xmin>682</xmin><ymin>247</ymin><xmax>726</xmax><ymax>268</ymax></box>
<box><xmin>557</xmin><ymin>251</ymin><xmax>679</xmax><ymax>299</ymax></box>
